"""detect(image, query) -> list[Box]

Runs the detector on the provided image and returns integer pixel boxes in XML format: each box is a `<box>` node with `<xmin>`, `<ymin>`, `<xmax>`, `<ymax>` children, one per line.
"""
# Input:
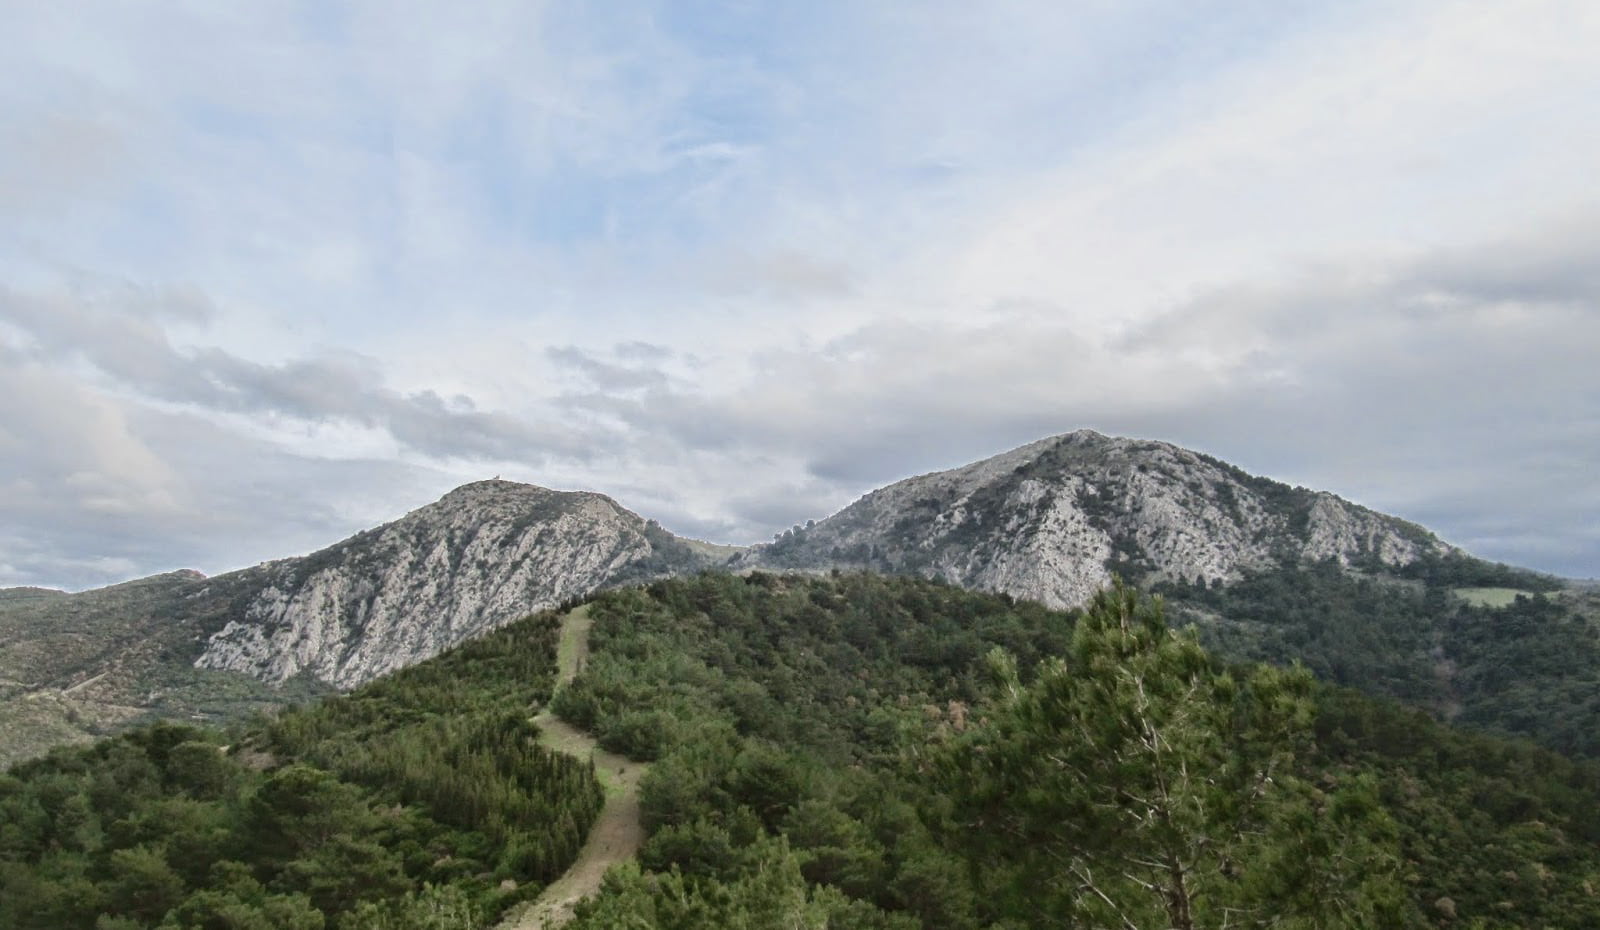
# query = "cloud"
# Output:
<box><xmin>0</xmin><ymin>283</ymin><xmax>612</xmax><ymax>465</ymax></box>
<box><xmin>0</xmin><ymin>361</ymin><xmax>464</xmax><ymax>590</ymax></box>
<box><xmin>546</xmin><ymin>345</ymin><xmax>671</xmax><ymax>391</ymax></box>
<box><xmin>0</xmin><ymin>360</ymin><xmax>182</xmax><ymax>521</ymax></box>
<box><xmin>0</xmin><ymin>357</ymin><xmax>189</xmax><ymax>590</ymax></box>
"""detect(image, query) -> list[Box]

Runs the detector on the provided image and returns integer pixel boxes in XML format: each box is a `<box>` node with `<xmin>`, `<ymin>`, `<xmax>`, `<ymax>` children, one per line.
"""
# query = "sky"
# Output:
<box><xmin>2</xmin><ymin>0</ymin><xmax>1598</xmax><ymax>590</ymax></box>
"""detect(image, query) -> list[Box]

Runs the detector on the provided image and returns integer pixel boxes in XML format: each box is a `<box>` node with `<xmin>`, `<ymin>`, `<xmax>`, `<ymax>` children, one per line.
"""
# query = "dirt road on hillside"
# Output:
<box><xmin>498</xmin><ymin>606</ymin><xmax>649</xmax><ymax>930</ymax></box>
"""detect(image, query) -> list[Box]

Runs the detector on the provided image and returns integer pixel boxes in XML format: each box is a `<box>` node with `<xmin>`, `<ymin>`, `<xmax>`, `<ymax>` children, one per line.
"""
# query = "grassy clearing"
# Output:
<box><xmin>680</xmin><ymin>538</ymin><xmax>746</xmax><ymax>561</ymax></box>
<box><xmin>1453</xmin><ymin>587</ymin><xmax>1534</xmax><ymax>608</ymax></box>
<box><xmin>554</xmin><ymin>605</ymin><xmax>591</xmax><ymax>687</ymax></box>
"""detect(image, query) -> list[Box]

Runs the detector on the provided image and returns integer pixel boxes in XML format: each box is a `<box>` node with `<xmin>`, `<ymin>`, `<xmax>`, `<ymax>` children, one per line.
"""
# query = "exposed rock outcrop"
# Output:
<box><xmin>194</xmin><ymin>481</ymin><xmax>719</xmax><ymax>688</ymax></box>
<box><xmin>740</xmin><ymin>430</ymin><xmax>1454</xmax><ymax>608</ymax></box>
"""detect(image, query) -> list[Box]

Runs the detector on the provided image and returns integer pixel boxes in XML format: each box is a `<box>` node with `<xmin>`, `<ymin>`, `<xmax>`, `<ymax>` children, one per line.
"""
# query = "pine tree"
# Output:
<box><xmin>939</xmin><ymin>581</ymin><xmax>1409</xmax><ymax>929</ymax></box>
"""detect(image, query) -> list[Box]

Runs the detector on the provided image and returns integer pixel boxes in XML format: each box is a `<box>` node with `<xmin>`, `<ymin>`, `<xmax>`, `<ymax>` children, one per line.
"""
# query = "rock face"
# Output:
<box><xmin>194</xmin><ymin>481</ymin><xmax>718</xmax><ymax>688</ymax></box>
<box><xmin>741</xmin><ymin>430</ymin><xmax>1454</xmax><ymax>609</ymax></box>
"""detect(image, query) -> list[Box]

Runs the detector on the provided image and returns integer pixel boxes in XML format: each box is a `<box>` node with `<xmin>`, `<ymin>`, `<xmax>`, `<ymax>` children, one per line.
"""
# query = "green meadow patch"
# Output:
<box><xmin>1453</xmin><ymin>586</ymin><xmax>1535</xmax><ymax>608</ymax></box>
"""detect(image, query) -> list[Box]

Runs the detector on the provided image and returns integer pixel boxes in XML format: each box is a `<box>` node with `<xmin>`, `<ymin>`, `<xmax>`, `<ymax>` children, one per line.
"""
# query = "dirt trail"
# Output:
<box><xmin>499</xmin><ymin>606</ymin><xmax>648</xmax><ymax>930</ymax></box>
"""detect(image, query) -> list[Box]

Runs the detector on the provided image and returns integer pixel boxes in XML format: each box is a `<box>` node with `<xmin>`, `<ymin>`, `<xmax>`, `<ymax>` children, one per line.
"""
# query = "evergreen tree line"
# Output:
<box><xmin>0</xmin><ymin>610</ymin><xmax>602</xmax><ymax>929</ymax></box>
<box><xmin>1156</xmin><ymin>554</ymin><xmax>1600</xmax><ymax>759</ymax></box>
<box><xmin>7</xmin><ymin>568</ymin><xmax>1600</xmax><ymax>928</ymax></box>
<box><xmin>549</xmin><ymin>572</ymin><xmax>1600</xmax><ymax>929</ymax></box>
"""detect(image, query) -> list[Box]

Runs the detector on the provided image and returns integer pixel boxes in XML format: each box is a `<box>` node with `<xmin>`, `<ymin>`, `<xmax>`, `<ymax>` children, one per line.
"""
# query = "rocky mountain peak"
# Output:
<box><xmin>746</xmin><ymin>431</ymin><xmax>1453</xmax><ymax>609</ymax></box>
<box><xmin>192</xmin><ymin>480</ymin><xmax>713</xmax><ymax>689</ymax></box>
<box><xmin>434</xmin><ymin>477</ymin><xmax>579</xmax><ymax>505</ymax></box>
<box><xmin>409</xmin><ymin>480</ymin><xmax>619</xmax><ymax>525</ymax></box>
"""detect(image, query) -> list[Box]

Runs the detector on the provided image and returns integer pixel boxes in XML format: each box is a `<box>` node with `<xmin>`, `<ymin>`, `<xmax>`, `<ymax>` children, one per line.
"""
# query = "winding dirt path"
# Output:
<box><xmin>499</xmin><ymin>606</ymin><xmax>648</xmax><ymax>930</ymax></box>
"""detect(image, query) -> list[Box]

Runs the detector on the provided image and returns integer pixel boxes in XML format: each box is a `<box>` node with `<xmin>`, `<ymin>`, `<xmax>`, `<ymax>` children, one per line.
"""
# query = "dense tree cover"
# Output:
<box><xmin>1157</xmin><ymin>557</ymin><xmax>1600</xmax><ymax>758</ymax></box>
<box><xmin>1393</xmin><ymin>551</ymin><xmax>1565</xmax><ymax>594</ymax></box>
<box><xmin>552</xmin><ymin>571</ymin><xmax>1071</xmax><ymax>767</ymax></box>
<box><xmin>554</xmin><ymin>572</ymin><xmax>1074</xmax><ymax>929</ymax></box>
<box><xmin>1313</xmin><ymin>688</ymin><xmax>1600</xmax><ymax>926</ymax></box>
<box><xmin>938</xmin><ymin>584</ymin><xmax>1407</xmax><ymax>929</ymax></box>
<box><xmin>9</xmin><ymin>570</ymin><xmax>1600</xmax><ymax>928</ymax></box>
<box><xmin>0</xmin><ymin>610</ymin><xmax>602</xmax><ymax>930</ymax></box>
<box><xmin>556</xmin><ymin>572</ymin><xmax>1600</xmax><ymax>928</ymax></box>
<box><xmin>1159</xmin><ymin>559</ymin><xmax>1445</xmax><ymax>703</ymax></box>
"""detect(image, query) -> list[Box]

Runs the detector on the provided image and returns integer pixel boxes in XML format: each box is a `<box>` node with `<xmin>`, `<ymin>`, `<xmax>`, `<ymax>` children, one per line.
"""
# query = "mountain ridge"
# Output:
<box><xmin>0</xmin><ymin>430</ymin><xmax>1573</xmax><ymax>768</ymax></box>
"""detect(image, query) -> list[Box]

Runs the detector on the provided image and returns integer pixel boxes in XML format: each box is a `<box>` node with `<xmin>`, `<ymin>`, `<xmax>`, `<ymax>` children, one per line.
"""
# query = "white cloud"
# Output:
<box><xmin>924</xmin><ymin>0</ymin><xmax>1600</xmax><ymax>335</ymax></box>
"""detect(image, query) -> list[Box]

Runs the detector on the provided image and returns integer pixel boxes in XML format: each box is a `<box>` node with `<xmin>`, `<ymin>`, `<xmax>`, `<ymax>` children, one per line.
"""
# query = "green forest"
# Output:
<box><xmin>552</xmin><ymin>572</ymin><xmax>1600</xmax><ymax>929</ymax></box>
<box><xmin>0</xmin><ymin>613</ymin><xmax>602</xmax><ymax>929</ymax></box>
<box><xmin>5</xmin><ymin>571</ymin><xmax>1600</xmax><ymax>928</ymax></box>
<box><xmin>1155</xmin><ymin>553</ymin><xmax>1600</xmax><ymax>759</ymax></box>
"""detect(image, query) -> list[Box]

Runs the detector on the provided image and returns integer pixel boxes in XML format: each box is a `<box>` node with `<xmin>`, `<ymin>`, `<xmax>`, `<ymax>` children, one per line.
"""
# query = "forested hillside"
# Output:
<box><xmin>7</xmin><ymin>435</ymin><xmax>1589</xmax><ymax>790</ymax></box>
<box><xmin>0</xmin><ymin>612</ymin><xmax>602</xmax><ymax>929</ymax></box>
<box><xmin>554</xmin><ymin>573</ymin><xmax>1600</xmax><ymax>929</ymax></box>
<box><xmin>728</xmin><ymin>431</ymin><xmax>1600</xmax><ymax>766</ymax></box>
<box><xmin>0</xmin><ymin>480</ymin><xmax>723</xmax><ymax>769</ymax></box>
<box><xmin>6</xmin><ymin>572</ymin><xmax>1600</xmax><ymax>928</ymax></box>
<box><xmin>1156</xmin><ymin>552</ymin><xmax>1600</xmax><ymax>759</ymax></box>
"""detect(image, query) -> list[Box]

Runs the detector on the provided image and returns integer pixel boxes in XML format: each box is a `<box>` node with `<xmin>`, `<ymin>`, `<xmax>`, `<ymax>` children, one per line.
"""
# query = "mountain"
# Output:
<box><xmin>7</xmin><ymin>440</ymin><xmax>1599</xmax><ymax>927</ymax></box>
<box><xmin>742</xmin><ymin>429</ymin><xmax>1454</xmax><ymax>606</ymax></box>
<box><xmin>0</xmin><ymin>481</ymin><xmax>725</xmax><ymax>767</ymax></box>
<box><xmin>740</xmin><ymin>432</ymin><xmax>1600</xmax><ymax>758</ymax></box>
<box><xmin>194</xmin><ymin>480</ymin><xmax>727</xmax><ymax>688</ymax></box>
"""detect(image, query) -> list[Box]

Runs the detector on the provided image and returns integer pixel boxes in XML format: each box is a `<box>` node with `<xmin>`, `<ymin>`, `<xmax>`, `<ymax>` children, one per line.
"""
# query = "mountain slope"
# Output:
<box><xmin>0</xmin><ymin>480</ymin><xmax>725</xmax><ymax>766</ymax></box>
<box><xmin>743</xmin><ymin>429</ymin><xmax>1453</xmax><ymax>607</ymax></box>
<box><xmin>0</xmin><ymin>569</ymin><xmax>298</xmax><ymax>770</ymax></box>
<box><xmin>738</xmin><ymin>432</ymin><xmax>1600</xmax><ymax>759</ymax></box>
<box><xmin>548</xmin><ymin>573</ymin><xmax>1600</xmax><ymax>929</ymax></box>
<box><xmin>195</xmin><ymin>480</ymin><xmax>721</xmax><ymax>688</ymax></box>
<box><xmin>0</xmin><ymin>604</ymin><xmax>604</xmax><ymax>930</ymax></box>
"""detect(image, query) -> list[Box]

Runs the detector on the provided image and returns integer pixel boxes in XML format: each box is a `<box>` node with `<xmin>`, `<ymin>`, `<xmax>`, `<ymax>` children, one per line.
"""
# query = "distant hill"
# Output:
<box><xmin>0</xmin><ymin>481</ymin><xmax>723</xmax><ymax>767</ymax></box>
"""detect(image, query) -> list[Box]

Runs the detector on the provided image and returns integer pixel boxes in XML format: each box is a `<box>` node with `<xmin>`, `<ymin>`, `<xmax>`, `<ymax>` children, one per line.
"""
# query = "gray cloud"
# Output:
<box><xmin>0</xmin><ymin>351</ymin><xmax>460</xmax><ymax>589</ymax></box>
<box><xmin>1408</xmin><ymin>214</ymin><xmax>1600</xmax><ymax>306</ymax></box>
<box><xmin>546</xmin><ymin>345</ymin><xmax>671</xmax><ymax>392</ymax></box>
<box><xmin>0</xmin><ymin>283</ymin><xmax>612</xmax><ymax>465</ymax></box>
